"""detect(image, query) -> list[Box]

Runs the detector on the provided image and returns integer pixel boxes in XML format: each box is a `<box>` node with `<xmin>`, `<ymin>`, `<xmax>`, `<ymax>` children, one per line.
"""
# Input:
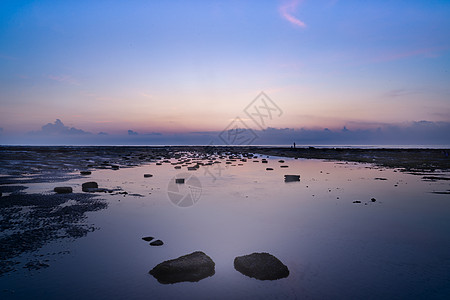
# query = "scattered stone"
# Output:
<box><xmin>128</xmin><ymin>193</ymin><xmax>144</xmax><ymax>197</ymax></box>
<box><xmin>86</xmin><ymin>188</ymin><xmax>114</xmax><ymax>193</ymax></box>
<box><xmin>82</xmin><ymin>182</ymin><xmax>98</xmax><ymax>192</ymax></box>
<box><xmin>80</xmin><ymin>171</ymin><xmax>91</xmax><ymax>175</ymax></box>
<box><xmin>266</xmin><ymin>168</ymin><xmax>273</xmax><ymax>171</ymax></box>
<box><xmin>371</xmin><ymin>198</ymin><xmax>376</xmax><ymax>202</ymax></box>
<box><xmin>278</xmin><ymin>160</ymin><xmax>285</xmax><ymax>163</ymax></box>
<box><xmin>156</xmin><ymin>163</ymin><xmax>162</xmax><ymax>166</ymax></box>
<box><xmin>431</xmin><ymin>190</ymin><xmax>450</xmax><ymax>194</ymax></box>
<box><xmin>111</xmin><ymin>165</ymin><xmax>120</xmax><ymax>170</ymax></box>
<box><xmin>187</xmin><ymin>167</ymin><xmax>197</xmax><ymax>171</ymax></box>
<box><xmin>374</xmin><ymin>177</ymin><xmax>388</xmax><ymax>180</ymax></box>
<box><xmin>149</xmin><ymin>251</ymin><xmax>215</xmax><ymax>284</ymax></box>
<box><xmin>353</xmin><ymin>200</ymin><xmax>361</xmax><ymax>204</ymax></box>
<box><xmin>175</xmin><ymin>178</ymin><xmax>185</xmax><ymax>184</ymax></box>
<box><xmin>234</xmin><ymin>252</ymin><xmax>289</xmax><ymax>280</ymax></box>
<box><xmin>142</xmin><ymin>236</ymin><xmax>154</xmax><ymax>242</ymax></box>
<box><xmin>284</xmin><ymin>175</ymin><xmax>300</xmax><ymax>182</ymax></box>
<box><xmin>280</xmin><ymin>165</ymin><xmax>289</xmax><ymax>168</ymax></box>
<box><xmin>174</xmin><ymin>166</ymin><xmax>181</xmax><ymax>169</ymax></box>
<box><xmin>144</xmin><ymin>174</ymin><xmax>153</xmax><ymax>178</ymax></box>
<box><xmin>422</xmin><ymin>176</ymin><xmax>450</xmax><ymax>181</ymax></box>
<box><xmin>53</xmin><ymin>187</ymin><xmax>73</xmax><ymax>194</ymax></box>
<box><xmin>150</xmin><ymin>239</ymin><xmax>164</xmax><ymax>246</ymax></box>
<box><xmin>261</xmin><ymin>160</ymin><xmax>268</xmax><ymax>164</ymax></box>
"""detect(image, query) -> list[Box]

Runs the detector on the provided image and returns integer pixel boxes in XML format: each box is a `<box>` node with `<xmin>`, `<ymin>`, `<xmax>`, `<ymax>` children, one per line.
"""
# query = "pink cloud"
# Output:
<box><xmin>279</xmin><ymin>0</ymin><xmax>306</xmax><ymax>28</ymax></box>
<box><xmin>46</xmin><ymin>74</ymin><xmax>80</xmax><ymax>85</ymax></box>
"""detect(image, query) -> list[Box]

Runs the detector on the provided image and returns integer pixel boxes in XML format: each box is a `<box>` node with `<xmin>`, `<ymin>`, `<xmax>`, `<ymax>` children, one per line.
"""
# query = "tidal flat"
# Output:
<box><xmin>0</xmin><ymin>146</ymin><xmax>449</xmax><ymax>299</ymax></box>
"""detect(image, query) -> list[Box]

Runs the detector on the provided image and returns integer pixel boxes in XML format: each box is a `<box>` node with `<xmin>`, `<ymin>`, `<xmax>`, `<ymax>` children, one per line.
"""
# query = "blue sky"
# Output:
<box><xmin>0</xmin><ymin>0</ymin><xmax>449</xmax><ymax>145</ymax></box>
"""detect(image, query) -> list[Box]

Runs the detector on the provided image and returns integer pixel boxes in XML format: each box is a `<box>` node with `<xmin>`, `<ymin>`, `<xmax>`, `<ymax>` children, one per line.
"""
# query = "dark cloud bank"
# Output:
<box><xmin>0</xmin><ymin>119</ymin><xmax>449</xmax><ymax>146</ymax></box>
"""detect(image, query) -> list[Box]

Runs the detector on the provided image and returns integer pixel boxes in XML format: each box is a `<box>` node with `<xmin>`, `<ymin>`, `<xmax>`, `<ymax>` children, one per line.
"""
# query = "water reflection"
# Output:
<box><xmin>1</xmin><ymin>154</ymin><xmax>449</xmax><ymax>299</ymax></box>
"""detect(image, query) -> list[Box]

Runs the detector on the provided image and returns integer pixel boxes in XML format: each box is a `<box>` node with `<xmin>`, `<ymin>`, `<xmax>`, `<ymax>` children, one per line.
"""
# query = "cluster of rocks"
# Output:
<box><xmin>54</xmin><ymin>181</ymin><xmax>122</xmax><ymax>194</ymax></box>
<box><xmin>353</xmin><ymin>197</ymin><xmax>377</xmax><ymax>204</ymax></box>
<box><xmin>149</xmin><ymin>251</ymin><xmax>289</xmax><ymax>284</ymax></box>
<box><xmin>142</xmin><ymin>236</ymin><xmax>164</xmax><ymax>246</ymax></box>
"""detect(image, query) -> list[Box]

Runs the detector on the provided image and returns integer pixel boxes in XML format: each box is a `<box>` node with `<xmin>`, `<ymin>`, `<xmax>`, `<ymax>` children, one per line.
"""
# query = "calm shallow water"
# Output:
<box><xmin>1</xmin><ymin>155</ymin><xmax>450</xmax><ymax>299</ymax></box>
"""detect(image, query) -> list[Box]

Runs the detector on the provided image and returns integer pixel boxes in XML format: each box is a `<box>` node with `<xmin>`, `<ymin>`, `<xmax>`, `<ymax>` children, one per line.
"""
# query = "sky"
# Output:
<box><xmin>0</xmin><ymin>0</ymin><xmax>449</xmax><ymax>145</ymax></box>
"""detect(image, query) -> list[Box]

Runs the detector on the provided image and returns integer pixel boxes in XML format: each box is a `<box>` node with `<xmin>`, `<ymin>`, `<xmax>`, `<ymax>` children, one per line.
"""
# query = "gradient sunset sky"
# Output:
<box><xmin>0</xmin><ymin>0</ymin><xmax>449</xmax><ymax>145</ymax></box>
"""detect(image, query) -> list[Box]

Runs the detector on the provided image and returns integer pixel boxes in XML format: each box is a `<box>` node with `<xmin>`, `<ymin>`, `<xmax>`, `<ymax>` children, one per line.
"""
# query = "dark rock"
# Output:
<box><xmin>353</xmin><ymin>200</ymin><xmax>361</xmax><ymax>203</ymax></box>
<box><xmin>174</xmin><ymin>166</ymin><xmax>182</xmax><ymax>169</ymax></box>
<box><xmin>175</xmin><ymin>178</ymin><xmax>185</xmax><ymax>184</ymax></box>
<box><xmin>280</xmin><ymin>165</ymin><xmax>289</xmax><ymax>168</ymax></box>
<box><xmin>53</xmin><ymin>187</ymin><xmax>73</xmax><ymax>194</ymax></box>
<box><xmin>111</xmin><ymin>165</ymin><xmax>120</xmax><ymax>170</ymax></box>
<box><xmin>82</xmin><ymin>182</ymin><xmax>98</xmax><ymax>192</ymax></box>
<box><xmin>150</xmin><ymin>239</ymin><xmax>164</xmax><ymax>246</ymax></box>
<box><xmin>278</xmin><ymin>160</ymin><xmax>285</xmax><ymax>163</ymax></box>
<box><xmin>431</xmin><ymin>190</ymin><xmax>450</xmax><ymax>194</ymax></box>
<box><xmin>149</xmin><ymin>251</ymin><xmax>215</xmax><ymax>284</ymax></box>
<box><xmin>266</xmin><ymin>168</ymin><xmax>274</xmax><ymax>171</ymax></box>
<box><xmin>187</xmin><ymin>167</ymin><xmax>197</xmax><ymax>170</ymax></box>
<box><xmin>142</xmin><ymin>236</ymin><xmax>154</xmax><ymax>242</ymax></box>
<box><xmin>422</xmin><ymin>176</ymin><xmax>450</xmax><ymax>181</ymax></box>
<box><xmin>128</xmin><ymin>193</ymin><xmax>144</xmax><ymax>197</ymax></box>
<box><xmin>80</xmin><ymin>171</ymin><xmax>91</xmax><ymax>175</ymax></box>
<box><xmin>284</xmin><ymin>175</ymin><xmax>300</xmax><ymax>182</ymax></box>
<box><xmin>234</xmin><ymin>252</ymin><xmax>289</xmax><ymax>280</ymax></box>
<box><xmin>84</xmin><ymin>188</ymin><xmax>111</xmax><ymax>193</ymax></box>
<box><xmin>371</xmin><ymin>198</ymin><xmax>376</xmax><ymax>202</ymax></box>
<box><xmin>144</xmin><ymin>174</ymin><xmax>153</xmax><ymax>178</ymax></box>
<box><xmin>374</xmin><ymin>177</ymin><xmax>387</xmax><ymax>180</ymax></box>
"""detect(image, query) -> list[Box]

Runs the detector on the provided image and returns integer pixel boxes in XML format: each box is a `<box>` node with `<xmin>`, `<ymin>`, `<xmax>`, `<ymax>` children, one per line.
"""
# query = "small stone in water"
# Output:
<box><xmin>150</xmin><ymin>239</ymin><xmax>164</xmax><ymax>246</ymax></box>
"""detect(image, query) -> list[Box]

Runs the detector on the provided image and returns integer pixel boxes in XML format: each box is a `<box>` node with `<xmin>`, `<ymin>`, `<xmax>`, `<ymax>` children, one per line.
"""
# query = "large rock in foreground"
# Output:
<box><xmin>149</xmin><ymin>251</ymin><xmax>215</xmax><ymax>284</ymax></box>
<box><xmin>234</xmin><ymin>252</ymin><xmax>289</xmax><ymax>280</ymax></box>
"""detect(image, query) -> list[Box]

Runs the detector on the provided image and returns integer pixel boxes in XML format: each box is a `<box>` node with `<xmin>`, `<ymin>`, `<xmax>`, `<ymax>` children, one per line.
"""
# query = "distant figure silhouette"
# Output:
<box><xmin>293</xmin><ymin>142</ymin><xmax>296</xmax><ymax>149</ymax></box>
